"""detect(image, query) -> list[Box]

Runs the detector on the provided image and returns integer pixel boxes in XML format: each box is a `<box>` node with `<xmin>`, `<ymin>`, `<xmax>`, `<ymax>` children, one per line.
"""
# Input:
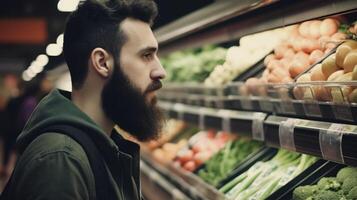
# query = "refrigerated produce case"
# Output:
<box><xmin>141</xmin><ymin>0</ymin><xmax>357</xmax><ymax>199</ymax></box>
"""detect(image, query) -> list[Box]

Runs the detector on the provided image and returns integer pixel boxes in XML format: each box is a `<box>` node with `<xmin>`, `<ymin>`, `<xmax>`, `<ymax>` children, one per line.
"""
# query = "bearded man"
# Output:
<box><xmin>2</xmin><ymin>0</ymin><xmax>166</xmax><ymax>199</ymax></box>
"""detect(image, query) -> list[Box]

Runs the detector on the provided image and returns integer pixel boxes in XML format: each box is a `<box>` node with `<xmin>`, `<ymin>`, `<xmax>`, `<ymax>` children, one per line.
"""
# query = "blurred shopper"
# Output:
<box><xmin>1</xmin><ymin>0</ymin><xmax>166</xmax><ymax>200</ymax></box>
<box><xmin>2</xmin><ymin>82</ymin><xmax>38</xmax><ymax>176</ymax></box>
<box><xmin>0</xmin><ymin>90</ymin><xmax>9</xmax><ymax>175</ymax></box>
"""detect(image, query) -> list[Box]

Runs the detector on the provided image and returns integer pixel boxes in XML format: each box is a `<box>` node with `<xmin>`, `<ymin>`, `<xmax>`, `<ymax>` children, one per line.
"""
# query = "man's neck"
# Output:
<box><xmin>71</xmin><ymin>89</ymin><xmax>114</xmax><ymax>136</ymax></box>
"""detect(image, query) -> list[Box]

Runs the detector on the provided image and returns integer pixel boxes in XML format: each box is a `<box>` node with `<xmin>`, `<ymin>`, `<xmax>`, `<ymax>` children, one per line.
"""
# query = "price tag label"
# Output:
<box><xmin>215</xmin><ymin>98</ymin><xmax>224</xmax><ymax>109</ymax></box>
<box><xmin>186</xmin><ymin>96</ymin><xmax>194</xmax><ymax>106</ymax></box>
<box><xmin>303</xmin><ymin>101</ymin><xmax>322</xmax><ymax>117</ymax></box>
<box><xmin>218</xmin><ymin>110</ymin><xmax>231</xmax><ymax>133</ymax></box>
<box><xmin>319</xmin><ymin>124</ymin><xmax>346</xmax><ymax>164</ymax></box>
<box><xmin>279</xmin><ymin>119</ymin><xmax>298</xmax><ymax>151</ymax></box>
<box><xmin>252</xmin><ymin>113</ymin><xmax>267</xmax><ymax>141</ymax></box>
<box><xmin>173</xmin><ymin>103</ymin><xmax>184</xmax><ymax>120</ymax></box>
<box><xmin>198</xmin><ymin>108</ymin><xmax>205</xmax><ymax>130</ymax></box>
<box><xmin>332</xmin><ymin>104</ymin><xmax>354</xmax><ymax>122</ymax></box>
<box><xmin>205</xmin><ymin>97</ymin><xmax>215</xmax><ymax>108</ymax></box>
<box><xmin>259</xmin><ymin>99</ymin><xmax>273</xmax><ymax>112</ymax></box>
<box><xmin>281</xmin><ymin>101</ymin><xmax>296</xmax><ymax>115</ymax></box>
<box><xmin>171</xmin><ymin>189</ymin><xmax>185</xmax><ymax>200</ymax></box>
<box><xmin>148</xmin><ymin>170</ymin><xmax>159</xmax><ymax>181</ymax></box>
<box><xmin>240</xmin><ymin>97</ymin><xmax>253</xmax><ymax>110</ymax></box>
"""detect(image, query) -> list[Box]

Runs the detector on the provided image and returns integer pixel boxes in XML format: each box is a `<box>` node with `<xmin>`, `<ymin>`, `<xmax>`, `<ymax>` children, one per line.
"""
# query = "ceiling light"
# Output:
<box><xmin>36</xmin><ymin>54</ymin><xmax>49</xmax><ymax>66</ymax></box>
<box><xmin>57</xmin><ymin>0</ymin><xmax>80</xmax><ymax>12</ymax></box>
<box><xmin>31</xmin><ymin>60</ymin><xmax>41</xmax><ymax>67</ymax></box>
<box><xmin>29</xmin><ymin>60</ymin><xmax>44</xmax><ymax>74</ymax></box>
<box><xmin>26</xmin><ymin>68</ymin><xmax>36</xmax><ymax>78</ymax></box>
<box><xmin>56</xmin><ymin>34</ymin><xmax>64</xmax><ymax>47</ymax></box>
<box><xmin>22</xmin><ymin>71</ymin><xmax>31</xmax><ymax>81</ymax></box>
<box><xmin>46</xmin><ymin>43</ymin><xmax>62</xmax><ymax>56</ymax></box>
<box><xmin>31</xmin><ymin>64</ymin><xmax>44</xmax><ymax>74</ymax></box>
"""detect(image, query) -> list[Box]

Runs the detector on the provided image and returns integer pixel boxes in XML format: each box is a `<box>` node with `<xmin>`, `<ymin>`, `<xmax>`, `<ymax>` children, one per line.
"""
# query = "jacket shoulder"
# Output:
<box><xmin>11</xmin><ymin>132</ymin><xmax>96</xmax><ymax>200</ymax></box>
<box><xmin>21</xmin><ymin>132</ymin><xmax>89</xmax><ymax>163</ymax></box>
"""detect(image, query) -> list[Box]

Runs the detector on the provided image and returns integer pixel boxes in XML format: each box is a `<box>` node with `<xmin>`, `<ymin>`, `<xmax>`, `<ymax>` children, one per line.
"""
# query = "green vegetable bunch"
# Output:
<box><xmin>161</xmin><ymin>45</ymin><xmax>227</xmax><ymax>83</ymax></box>
<box><xmin>198</xmin><ymin>138</ymin><xmax>263</xmax><ymax>186</ymax></box>
<box><xmin>219</xmin><ymin>149</ymin><xmax>317</xmax><ymax>200</ymax></box>
<box><xmin>293</xmin><ymin>167</ymin><xmax>357</xmax><ymax>200</ymax></box>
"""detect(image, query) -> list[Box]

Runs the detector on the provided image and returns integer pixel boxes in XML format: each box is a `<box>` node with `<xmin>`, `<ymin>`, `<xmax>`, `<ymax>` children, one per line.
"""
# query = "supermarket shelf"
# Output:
<box><xmin>155</xmin><ymin>0</ymin><xmax>277</xmax><ymax>45</ymax></box>
<box><xmin>141</xmin><ymin>149</ymin><xmax>335</xmax><ymax>200</ymax></box>
<box><xmin>266</xmin><ymin>161</ymin><xmax>343</xmax><ymax>200</ymax></box>
<box><xmin>158</xmin><ymin>101</ymin><xmax>357</xmax><ymax>166</ymax></box>
<box><xmin>264</xmin><ymin>116</ymin><xmax>357</xmax><ymax>166</ymax></box>
<box><xmin>159</xmin><ymin>101</ymin><xmax>267</xmax><ymax>137</ymax></box>
<box><xmin>141</xmin><ymin>153</ymin><xmax>224</xmax><ymax>200</ymax></box>
<box><xmin>159</xmin><ymin>81</ymin><xmax>357</xmax><ymax>124</ymax></box>
<box><xmin>141</xmin><ymin>160</ymin><xmax>192</xmax><ymax>200</ymax></box>
<box><xmin>156</xmin><ymin>0</ymin><xmax>357</xmax><ymax>54</ymax></box>
<box><xmin>147</xmin><ymin>0</ymin><xmax>357</xmax><ymax>198</ymax></box>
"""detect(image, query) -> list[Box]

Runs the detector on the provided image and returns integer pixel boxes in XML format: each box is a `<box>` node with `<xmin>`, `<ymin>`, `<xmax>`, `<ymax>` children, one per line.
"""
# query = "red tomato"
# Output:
<box><xmin>183</xmin><ymin>161</ymin><xmax>196</xmax><ymax>172</ymax></box>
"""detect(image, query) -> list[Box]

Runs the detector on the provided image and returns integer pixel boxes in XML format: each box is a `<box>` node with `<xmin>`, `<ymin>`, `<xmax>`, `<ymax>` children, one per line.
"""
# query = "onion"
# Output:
<box><xmin>318</xmin><ymin>36</ymin><xmax>330</xmax><ymax>50</ymax></box>
<box><xmin>299</xmin><ymin>21</ymin><xmax>312</xmax><ymax>38</ymax></box>
<box><xmin>320</xmin><ymin>18</ymin><xmax>338</xmax><ymax>36</ymax></box>
<box><xmin>289</xmin><ymin>56</ymin><xmax>310</xmax><ymax>78</ymax></box>
<box><xmin>309</xmin><ymin>49</ymin><xmax>324</xmax><ymax>64</ymax></box>
<box><xmin>309</xmin><ymin>20</ymin><xmax>322</xmax><ymax>39</ymax></box>
<box><xmin>274</xmin><ymin>44</ymin><xmax>289</xmax><ymax>59</ymax></box>
<box><xmin>301</xmin><ymin>38</ymin><xmax>320</xmax><ymax>54</ymax></box>
<box><xmin>331</xmin><ymin>32</ymin><xmax>347</xmax><ymax>42</ymax></box>
<box><xmin>264</xmin><ymin>54</ymin><xmax>276</xmax><ymax>67</ymax></box>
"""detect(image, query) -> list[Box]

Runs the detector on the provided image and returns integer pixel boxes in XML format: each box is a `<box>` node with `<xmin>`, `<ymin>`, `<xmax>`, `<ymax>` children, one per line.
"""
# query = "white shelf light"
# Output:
<box><xmin>56</xmin><ymin>34</ymin><xmax>64</xmax><ymax>47</ymax></box>
<box><xmin>46</xmin><ymin>43</ymin><xmax>62</xmax><ymax>56</ymax></box>
<box><xmin>22</xmin><ymin>71</ymin><xmax>31</xmax><ymax>81</ymax></box>
<box><xmin>25</xmin><ymin>68</ymin><xmax>36</xmax><ymax>78</ymax></box>
<box><xmin>36</xmin><ymin>54</ymin><xmax>49</xmax><ymax>66</ymax></box>
<box><xmin>57</xmin><ymin>0</ymin><xmax>80</xmax><ymax>12</ymax></box>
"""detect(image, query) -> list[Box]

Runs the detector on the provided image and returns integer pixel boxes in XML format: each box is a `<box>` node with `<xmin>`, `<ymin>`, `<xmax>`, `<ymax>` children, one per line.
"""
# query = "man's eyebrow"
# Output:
<box><xmin>137</xmin><ymin>46</ymin><xmax>158</xmax><ymax>55</ymax></box>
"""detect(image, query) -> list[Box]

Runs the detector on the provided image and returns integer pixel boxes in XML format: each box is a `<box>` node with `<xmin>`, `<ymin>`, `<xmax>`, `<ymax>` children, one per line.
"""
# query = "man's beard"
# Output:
<box><xmin>101</xmin><ymin>62</ymin><xmax>164</xmax><ymax>141</ymax></box>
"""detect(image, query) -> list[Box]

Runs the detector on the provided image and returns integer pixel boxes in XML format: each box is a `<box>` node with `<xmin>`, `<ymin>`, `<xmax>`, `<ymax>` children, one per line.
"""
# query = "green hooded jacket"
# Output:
<box><xmin>6</xmin><ymin>89</ymin><xmax>142</xmax><ymax>200</ymax></box>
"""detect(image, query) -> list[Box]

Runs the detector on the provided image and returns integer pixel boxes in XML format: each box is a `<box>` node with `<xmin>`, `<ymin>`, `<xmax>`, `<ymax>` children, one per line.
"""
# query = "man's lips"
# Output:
<box><xmin>146</xmin><ymin>80</ymin><xmax>162</xmax><ymax>93</ymax></box>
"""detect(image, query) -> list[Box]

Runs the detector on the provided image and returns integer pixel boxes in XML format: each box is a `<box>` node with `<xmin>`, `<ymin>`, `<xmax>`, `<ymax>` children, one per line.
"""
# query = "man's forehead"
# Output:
<box><xmin>121</xmin><ymin>18</ymin><xmax>158</xmax><ymax>49</ymax></box>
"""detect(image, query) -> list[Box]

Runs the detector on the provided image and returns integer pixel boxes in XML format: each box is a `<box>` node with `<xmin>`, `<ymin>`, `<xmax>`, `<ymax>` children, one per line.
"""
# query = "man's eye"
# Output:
<box><xmin>143</xmin><ymin>53</ymin><xmax>153</xmax><ymax>60</ymax></box>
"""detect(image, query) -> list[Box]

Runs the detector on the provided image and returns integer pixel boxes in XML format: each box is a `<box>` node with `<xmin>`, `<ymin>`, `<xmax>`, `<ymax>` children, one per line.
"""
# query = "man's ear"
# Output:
<box><xmin>89</xmin><ymin>48</ymin><xmax>114</xmax><ymax>78</ymax></box>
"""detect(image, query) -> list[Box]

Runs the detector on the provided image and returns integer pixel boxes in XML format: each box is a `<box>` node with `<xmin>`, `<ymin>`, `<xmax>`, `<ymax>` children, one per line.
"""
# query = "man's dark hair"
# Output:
<box><xmin>63</xmin><ymin>0</ymin><xmax>158</xmax><ymax>89</ymax></box>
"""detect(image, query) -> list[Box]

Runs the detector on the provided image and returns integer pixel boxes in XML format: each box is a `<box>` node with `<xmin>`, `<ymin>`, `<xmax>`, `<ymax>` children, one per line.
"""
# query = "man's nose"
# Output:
<box><xmin>151</xmin><ymin>59</ymin><xmax>166</xmax><ymax>80</ymax></box>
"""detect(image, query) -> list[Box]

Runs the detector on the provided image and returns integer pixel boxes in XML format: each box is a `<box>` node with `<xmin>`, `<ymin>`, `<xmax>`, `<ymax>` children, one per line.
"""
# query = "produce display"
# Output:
<box><xmin>173</xmin><ymin>131</ymin><xmax>234</xmax><ymax>172</ymax></box>
<box><xmin>144</xmin><ymin>119</ymin><xmax>186</xmax><ymax>150</ymax></box>
<box><xmin>219</xmin><ymin>149</ymin><xmax>318</xmax><ymax>200</ymax></box>
<box><xmin>161</xmin><ymin>45</ymin><xmax>227</xmax><ymax>83</ymax></box>
<box><xmin>147</xmin><ymin>7</ymin><xmax>357</xmax><ymax>200</ymax></box>
<box><xmin>294</xmin><ymin>39</ymin><xmax>357</xmax><ymax>103</ymax></box>
<box><xmin>204</xmin><ymin>27</ymin><xmax>292</xmax><ymax>86</ymax></box>
<box><xmin>343</xmin><ymin>20</ymin><xmax>357</xmax><ymax>39</ymax></box>
<box><xmin>151</xmin><ymin>125</ymin><xmax>199</xmax><ymax>164</ymax></box>
<box><xmin>243</xmin><ymin>18</ymin><xmax>347</xmax><ymax>96</ymax></box>
<box><xmin>198</xmin><ymin>138</ymin><xmax>263</xmax><ymax>186</ymax></box>
<box><xmin>293</xmin><ymin>167</ymin><xmax>357</xmax><ymax>200</ymax></box>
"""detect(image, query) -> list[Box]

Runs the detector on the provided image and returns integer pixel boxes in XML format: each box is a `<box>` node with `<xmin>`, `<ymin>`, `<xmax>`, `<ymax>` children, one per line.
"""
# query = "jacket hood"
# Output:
<box><xmin>17</xmin><ymin>89</ymin><xmax>119</xmax><ymax>152</ymax></box>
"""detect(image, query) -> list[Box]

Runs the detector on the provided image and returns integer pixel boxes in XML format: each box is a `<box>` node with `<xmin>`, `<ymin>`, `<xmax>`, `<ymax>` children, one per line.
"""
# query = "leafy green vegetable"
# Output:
<box><xmin>317</xmin><ymin>177</ymin><xmax>341</xmax><ymax>191</ymax></box>
<box><xmin>293</xmin><ymin>185</ymin><xmax>318</xmax><ymax>200</ymax></box>
<box><xmin>347</xmin><ymin>186</ymin><xmax>357</xmax><ymax>200</ymax></box>
<box><xmin>162</xmin><ymin>45</ymin><xmax>227</xmax><ymax>83</ymax></box>
<box><xmin>218</xmin><ymin>172</ymin><xmax>247</xmax><ymax>193</ymax></box>
<box><xmin>293</xmin><ymin>167</ymin><xmax>357</xmax><ymax>200</ymax></box>
<box><xmin>198</xmin><ymin>138</ymin><xmax>262</xmax><ymax>186</ymax></box>
<box><xmin>342</xmin><ymin>177</ymin><xmax>357</xmax><ymax>195</ymax></box>
<box><xmin>339</xmin><ymin>24</ymin><xmax>350</xmax><ymax>33</ymax></box>
<box><xmin>337</xmin><ymin>167</ymin><xmax>357</xmax><ymax>183</ymax></box>
<box><xmin>220</xmin><ymin>149</ymin><xmax>317</xmax><ymax>200</ymax></box>
<box><xmin>315</xmin><ymin>190</ymin><xmax>343</xmax><ymax>200</ymax></box>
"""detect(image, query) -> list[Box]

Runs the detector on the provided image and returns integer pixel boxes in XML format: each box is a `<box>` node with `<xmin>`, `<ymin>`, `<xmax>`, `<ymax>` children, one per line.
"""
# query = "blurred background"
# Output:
<box><xmin>0</xmin><ymin>0</ymin><xmax>214</xmax><ymax>189</ymax></box>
